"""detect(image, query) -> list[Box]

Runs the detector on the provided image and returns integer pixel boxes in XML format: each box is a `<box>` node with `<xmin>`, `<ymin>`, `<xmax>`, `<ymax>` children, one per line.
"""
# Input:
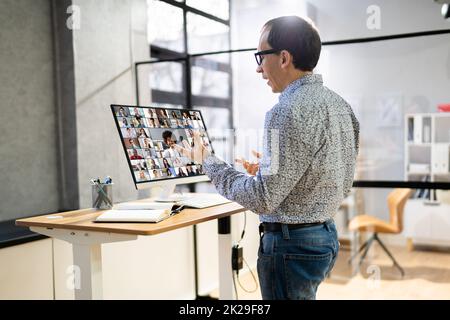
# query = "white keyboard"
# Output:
<box><xmin>178</xmin><ymin>194</ymin><xmax>232</xmax><ymax>209</ymax></box>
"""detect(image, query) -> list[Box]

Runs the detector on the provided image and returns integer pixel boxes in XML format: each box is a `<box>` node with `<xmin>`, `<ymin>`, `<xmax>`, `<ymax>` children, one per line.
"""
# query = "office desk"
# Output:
<box><xmin>16</xmin><ymin>195</ymin><xmax>246</xmax><ymax>300</ymax></box>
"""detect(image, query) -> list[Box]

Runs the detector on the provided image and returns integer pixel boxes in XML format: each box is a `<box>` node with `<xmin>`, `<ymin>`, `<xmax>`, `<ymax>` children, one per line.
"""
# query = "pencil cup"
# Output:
<box><xmin>92</xmin><ymin>183</ymin><xmax>113</xmax><ymax>209</ymax></box>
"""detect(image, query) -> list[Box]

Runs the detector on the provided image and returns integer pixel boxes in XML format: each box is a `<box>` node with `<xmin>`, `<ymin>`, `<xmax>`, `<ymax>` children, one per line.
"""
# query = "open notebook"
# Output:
<box><xmin>95</xmin><ymin>194</ymin><xmax>231</xmax><ymax>223</ymax></box>
<box><xmin>95</xmin><ymin>202</ymin><xmax>177</xmax><ymax>223</ymax></box>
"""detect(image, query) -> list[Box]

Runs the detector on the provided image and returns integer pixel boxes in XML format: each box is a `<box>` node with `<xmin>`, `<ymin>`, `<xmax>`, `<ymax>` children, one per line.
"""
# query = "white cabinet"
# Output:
<box><xmin>403</xmin><ymin>199</ymin><xmax>450</xmax><ymax>246</ymax></box>
<box><xmin>404</xmin><ymin>113</ymin><xmax>450</xmax><ymax>248</ymax></box>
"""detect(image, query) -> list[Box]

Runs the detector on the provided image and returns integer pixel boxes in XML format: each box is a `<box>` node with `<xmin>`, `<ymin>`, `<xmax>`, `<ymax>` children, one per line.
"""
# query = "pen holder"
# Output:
<box><xmin>92</xmin><ymin>183</ymin><xmax>113</xmax><ymax>209</ymax></box>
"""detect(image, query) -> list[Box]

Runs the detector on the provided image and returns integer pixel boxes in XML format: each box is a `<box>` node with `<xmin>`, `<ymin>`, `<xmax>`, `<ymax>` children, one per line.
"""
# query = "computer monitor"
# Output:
<box><xmin>111</xmin><ymin>104</ymin><xmax>214</xmax><ymax>201</ymax></box>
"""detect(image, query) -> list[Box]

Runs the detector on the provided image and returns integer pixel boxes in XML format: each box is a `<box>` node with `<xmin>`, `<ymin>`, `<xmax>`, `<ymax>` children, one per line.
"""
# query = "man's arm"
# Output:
<box><xmin>203</xmin><ymin>110</ymin><xmax>325</xmax><ymax>214</ymax></box>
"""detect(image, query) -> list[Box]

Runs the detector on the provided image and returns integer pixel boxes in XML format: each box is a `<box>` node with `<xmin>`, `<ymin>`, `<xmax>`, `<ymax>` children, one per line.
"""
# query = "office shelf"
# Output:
<box><xmin>405</xmin><ymin>113</ymin><xmax>450</xmax><ymax>179</ymax></box>
<box><xmin>404</xmin><ymin>113</ymin><xmax>450</xmax><ymax>249</ymax></box>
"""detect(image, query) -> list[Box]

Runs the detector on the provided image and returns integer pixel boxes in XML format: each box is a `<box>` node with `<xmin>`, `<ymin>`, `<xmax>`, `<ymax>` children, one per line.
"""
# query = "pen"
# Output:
<box><xmin>170</xmin><ymin>205</ymin><xmax>185</xmax><ymax>217</ymax></box>
<box><xmin>91</xmin><ymin>179</ymin><xmax>113</xmax><ymax>207</ymax></box>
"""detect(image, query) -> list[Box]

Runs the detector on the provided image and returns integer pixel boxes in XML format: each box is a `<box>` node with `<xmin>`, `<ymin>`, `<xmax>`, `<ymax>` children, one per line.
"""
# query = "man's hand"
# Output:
<box><xmin>235</xmin><ymin>150</ymin><xmax>262</xmax><ymax>176</ymax></box>
<box><xmin>172</xmin><ymin>131</ymin><xmax>211</xmax><ymax>164</ymax></box>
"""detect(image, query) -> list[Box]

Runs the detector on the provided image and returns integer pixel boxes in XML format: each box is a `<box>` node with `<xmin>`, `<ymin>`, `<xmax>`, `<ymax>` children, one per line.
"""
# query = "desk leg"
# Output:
<box><xmin>72</xmin><ymin>243</ymin><xmax>102</xmax><ymax>300</ymax></box>
<box><xmin>218</xmin><ymin>216</ymin><xmax>234</xmax><ymax>300</ymax></box>
<box><xmin>30</xmin><ymin>227</ymin><xmax>137</xmax><ymax>300</ymax></box>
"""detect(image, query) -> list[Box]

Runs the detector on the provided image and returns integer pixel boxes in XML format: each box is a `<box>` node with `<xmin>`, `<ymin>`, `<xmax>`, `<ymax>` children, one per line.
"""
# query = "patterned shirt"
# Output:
<box><xmin>203</xmin><ymin>74</ymin><xmax>360</xmax><ymax>224</ymax></box>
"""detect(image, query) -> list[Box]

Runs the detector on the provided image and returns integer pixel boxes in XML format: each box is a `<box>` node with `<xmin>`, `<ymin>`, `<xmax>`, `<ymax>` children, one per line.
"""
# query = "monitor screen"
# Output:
<box><xmin>111</xmin><ymin>104</ymin><xmax>214</xmax><ymax>186</ymax></box>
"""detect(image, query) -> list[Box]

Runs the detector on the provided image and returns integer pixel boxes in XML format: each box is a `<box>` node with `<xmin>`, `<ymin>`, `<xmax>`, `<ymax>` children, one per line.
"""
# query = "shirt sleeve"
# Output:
<box><xmin>202</xmin><ymin>108</ymin><xmax>326</xmax><ymax>214</ymax></box>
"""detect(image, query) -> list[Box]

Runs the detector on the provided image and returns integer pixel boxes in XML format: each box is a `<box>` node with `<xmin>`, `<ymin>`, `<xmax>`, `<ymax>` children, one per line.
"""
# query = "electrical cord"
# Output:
<box><xmin>232</xmin><ymin>270</ymin><xmax>239</xmax><ymax>300</ymax></box>
<box><xmin>237</xmin><ymin>210</ymin><xmax>247</xmax><ymax>246</ymax></box>
<box><xmin>236</xmin><ymin>257</ymin><xmax>259</xmax><ymax>293</ymax></box>
<box><xmin>232</xmin><ymin>211</ymin><xmax>259</xmax><ymax>298</ymax></box>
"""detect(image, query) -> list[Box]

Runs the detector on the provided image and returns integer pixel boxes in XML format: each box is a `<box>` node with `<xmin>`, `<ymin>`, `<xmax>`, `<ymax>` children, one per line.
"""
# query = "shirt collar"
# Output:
<box><xmin>279</xmin><ymin>73</ymin><xmax>323</xmax><ymax>102</ymax></box>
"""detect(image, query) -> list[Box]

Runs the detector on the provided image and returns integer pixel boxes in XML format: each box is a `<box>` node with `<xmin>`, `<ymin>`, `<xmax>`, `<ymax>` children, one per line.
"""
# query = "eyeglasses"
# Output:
<box><xmin>254</xmin><ymin>48</ymin><xmax>281</xmax><ymax>66</ymax></box>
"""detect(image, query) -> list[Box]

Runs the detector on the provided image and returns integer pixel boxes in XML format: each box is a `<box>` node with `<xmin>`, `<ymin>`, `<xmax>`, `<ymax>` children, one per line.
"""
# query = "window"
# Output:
<box><xmin>186</xmin><ymin>12</ymin><xmax>230</xmax><ymax>55</ymax></box>
<box><xmin>186</xmin><ymin>0</ymin><xmax>230</xmax><ymax>20</ymax></box>
<box><xmin>145</xmin><ymin>0</ymin><xmax>232</xmax><ymax>153</ymax></box>
<box><xmin>144</xmin><ymin>0</ymin><xmax>232</xmax><ymax>195</ymax></box>
<box><xmin>147</xmin><ymin>0</ymin><xmax>185</xmax><ymax>53</ymax></box>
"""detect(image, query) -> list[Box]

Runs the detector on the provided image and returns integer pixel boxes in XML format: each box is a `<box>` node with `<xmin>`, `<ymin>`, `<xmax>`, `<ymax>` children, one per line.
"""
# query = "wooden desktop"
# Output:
<box><xmin>16</xmin><ymin>195</ymin><xmax>246</xmax><ymax>300</ymax></box>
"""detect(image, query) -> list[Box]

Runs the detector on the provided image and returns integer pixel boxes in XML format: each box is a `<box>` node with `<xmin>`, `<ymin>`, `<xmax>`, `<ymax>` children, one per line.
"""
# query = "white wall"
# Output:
<box><xmin>313</xmin><ymin>0</ymin><xmax>450</xmax><ymax>220</ymax></box>
<box><xmin>311</xmin><ymin>0</ymin><xmax>450</xmax><ymax>41</ymax></box>
<box><xmin>0</xmin><ymin>239</ymin><xmax>53</xmax><ymax>300</ymax></box>
<box><xmin>73</xmin><ymin>0</ymin><xmax>146</xmax><ymax>207</ymax></box>
<box><xmin>52</xmin><ymin>229</ymin><xmax>195</xmax><ymax>299</ymax></box>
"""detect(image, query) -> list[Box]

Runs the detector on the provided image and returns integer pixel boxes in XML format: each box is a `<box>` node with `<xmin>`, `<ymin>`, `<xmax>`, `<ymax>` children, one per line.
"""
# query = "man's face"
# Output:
<box><xmin>166</xmin><ymin>136</ymin><xmax>176</xmax><ymax>147</ymax></box>
<box><xmin>256</xmin><ymin>27</ymin><xmax>284</xmax><ymax>93</ymax></box>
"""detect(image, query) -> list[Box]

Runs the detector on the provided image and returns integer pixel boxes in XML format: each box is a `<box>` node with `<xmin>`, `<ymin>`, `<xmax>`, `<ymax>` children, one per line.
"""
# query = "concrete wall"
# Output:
<box><xmin>72</xmin><ymin>0</ymin><xmax>145</xmax><ymax>207</ymax></box>
<box><xmin>0</xmin><ymin>0</ymin><xmax>59</xmax><ymax>222</ymax></box>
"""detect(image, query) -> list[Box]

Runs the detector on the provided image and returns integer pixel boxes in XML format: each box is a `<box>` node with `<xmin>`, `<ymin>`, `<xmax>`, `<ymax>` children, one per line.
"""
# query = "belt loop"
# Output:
<box><xmin>281</xmin><ymin>224</ymin><xmax>290</xmax><ymax>240</ymax></box>
<box><xmin>324</xmin><ymin>220</ymin><xmax>331</xmax><ymax>232</ymax></box>
<box><xmin>259</xmin><ymin>223</ymin><xmax>264</xmax><ymax>248</ymax></box>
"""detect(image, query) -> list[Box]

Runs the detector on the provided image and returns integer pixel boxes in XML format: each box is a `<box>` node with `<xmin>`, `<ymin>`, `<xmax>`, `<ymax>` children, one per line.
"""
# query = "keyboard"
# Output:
<box><xmin>178</xmin><ymin>194</ymin><xmax>232</xmax><ymax>209</ymax></box>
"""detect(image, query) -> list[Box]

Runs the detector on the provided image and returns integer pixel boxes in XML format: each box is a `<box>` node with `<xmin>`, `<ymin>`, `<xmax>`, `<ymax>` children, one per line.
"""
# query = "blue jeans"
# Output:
<box><xmin>257</xmin><ymin>220</ymin><xmax>339</xmax><ymax>300</ymax></box>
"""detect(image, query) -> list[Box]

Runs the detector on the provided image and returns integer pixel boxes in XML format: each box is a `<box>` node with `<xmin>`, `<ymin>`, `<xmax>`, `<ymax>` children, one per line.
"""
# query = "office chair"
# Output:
<box><xmin>348</xmin><ymin>188</ymin><xmax>412</xmax><ymax>277</ymax></box>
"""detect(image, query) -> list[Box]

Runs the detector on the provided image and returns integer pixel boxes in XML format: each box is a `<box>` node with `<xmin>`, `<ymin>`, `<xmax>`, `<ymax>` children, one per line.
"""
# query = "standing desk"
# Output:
<box><xmin>16</xmin><ymin>195</ymin><xmax>246</xmax><ymax>300</ymax></box>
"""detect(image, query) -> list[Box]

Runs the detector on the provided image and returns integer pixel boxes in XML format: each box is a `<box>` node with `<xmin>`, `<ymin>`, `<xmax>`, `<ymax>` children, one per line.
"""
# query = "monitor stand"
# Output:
<box><xmin>153</xmin><ymin>184</ymin><xmax>191</xmax><ymax>202</ymax></box>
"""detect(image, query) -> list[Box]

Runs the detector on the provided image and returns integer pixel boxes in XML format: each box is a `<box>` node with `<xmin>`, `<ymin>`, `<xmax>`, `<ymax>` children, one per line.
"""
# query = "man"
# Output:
<box><xmin>175</xmin><ymin>16</ymin><xmax>359</xmax><ymax>300</ymax></box>
<box><xmin>129</xmin><ymin>149</ymin><xmax>143</xmax><ymax>160</ymax></box>
<box><xmin>128</xmin><ymin>138</ymin><xmax>140</xmax><ymax>149</ymax></box>
<box><xmin>137</xmin><ymin>118</ymin><xmax>146</xmax><ymax>128</ymax></box>
<box><xmin>148</xmin><ymin>117</ymin><xmax>156</xmax><ymax>128</ymax></box>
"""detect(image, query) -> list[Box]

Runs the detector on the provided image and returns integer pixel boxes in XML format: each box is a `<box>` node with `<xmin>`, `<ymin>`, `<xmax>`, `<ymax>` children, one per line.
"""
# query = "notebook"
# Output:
<box><xmin>95</xmin><ymin>201</ymin><xmax>177</xmax><ymax>223</ymax></box>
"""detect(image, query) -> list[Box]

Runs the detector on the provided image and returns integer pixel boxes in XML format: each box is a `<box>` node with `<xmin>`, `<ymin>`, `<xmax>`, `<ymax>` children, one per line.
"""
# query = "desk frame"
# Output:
<box><xmin>17</xmin><ymin>200</ymin><xmax>243</xmax><ymax>300</ymax></box>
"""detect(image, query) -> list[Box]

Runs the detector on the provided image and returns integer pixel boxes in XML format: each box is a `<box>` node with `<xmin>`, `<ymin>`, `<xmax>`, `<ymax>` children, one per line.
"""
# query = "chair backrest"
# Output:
<box><xmin>387</xmin><ymin>188</ymin><xmax>413</xmax><ymax>233</ymax></box>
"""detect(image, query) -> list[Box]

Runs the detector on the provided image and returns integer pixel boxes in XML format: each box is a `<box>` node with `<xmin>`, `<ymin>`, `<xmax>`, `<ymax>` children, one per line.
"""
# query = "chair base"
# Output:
<box><xmin>348</xmin><ymin>233</ymin><xmax>405</xmax><ymax>277</ymax></box>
